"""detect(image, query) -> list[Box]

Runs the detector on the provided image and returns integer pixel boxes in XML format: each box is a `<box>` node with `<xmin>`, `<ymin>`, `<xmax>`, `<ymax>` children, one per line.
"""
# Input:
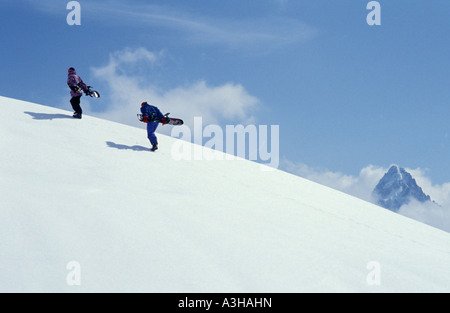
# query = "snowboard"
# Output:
<box><xmin>137</xmin><ymin>114</ymin><xmax>184</xmax><ymax>126</ymax></box>
<box><xmin>163</xmin><ymin>117</ymin><xmax>183</xmax><ymax>126</ymax></box>
<box><xmin>86</xmin><ymin>86</ymin><xmax>100</xmax><ymax>98</ymax></box>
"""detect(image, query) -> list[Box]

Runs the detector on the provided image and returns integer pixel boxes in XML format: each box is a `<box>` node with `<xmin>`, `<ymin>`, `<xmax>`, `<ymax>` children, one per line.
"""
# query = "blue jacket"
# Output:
<box><xmin>141</xmin><ymin>104</ymin><xmax>164</xmax><ymax>122</ymax></box>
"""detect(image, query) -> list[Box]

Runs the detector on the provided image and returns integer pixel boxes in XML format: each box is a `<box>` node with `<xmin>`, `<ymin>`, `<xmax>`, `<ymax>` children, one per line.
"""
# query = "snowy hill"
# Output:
<box><xmin>373</xmin><ymin>165</ymin><xmax>431</xmax><ymax>211</ymax></box>
<box><xmin>1</xmin><ymin>96</ymin><xmax>450</xmax><ymax>293</ymax></box>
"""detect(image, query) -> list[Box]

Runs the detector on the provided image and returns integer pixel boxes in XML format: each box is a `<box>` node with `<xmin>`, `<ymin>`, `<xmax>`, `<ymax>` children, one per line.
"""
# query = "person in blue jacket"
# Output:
<box><xmin>140</xmin><ymin>102</ymin><xmax>169</xmax><ymax>151</ymax></box>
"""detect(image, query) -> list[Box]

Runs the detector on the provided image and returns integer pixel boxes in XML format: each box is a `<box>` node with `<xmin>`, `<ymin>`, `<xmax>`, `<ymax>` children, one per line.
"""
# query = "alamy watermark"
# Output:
<box><xmin>366</xmin><ymin>261</ymin><xmax>381</xmax><ymax>286</ymax></box>
<box><xmin>66</xmin><ymin>2</ymin><xmax>381</xmax><ymax>27</ymax></box>
<box><xmin>367</xmin><ymin>1</ymin><xmax>381</xmax><ymax>26</ymax></box>
<box><xmin>170</xmin><ymin>117</ymin><xmax>280</xmax><ymax>171</ymax></box>
<box><xmin>66</xmin><ymin>261</ymin><xmax>81</xmax><ymax>286</ymax></box>
<box><xmin>66</xmin><ymin>1</ymin><xmax>81</xmax><ymax>26</ymax></box>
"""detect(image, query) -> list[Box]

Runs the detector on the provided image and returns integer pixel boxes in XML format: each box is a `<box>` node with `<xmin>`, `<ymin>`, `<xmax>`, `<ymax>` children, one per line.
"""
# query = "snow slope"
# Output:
<box><xmin>1</xmin><ymin>96</ymin><xmax>449</xmax><ymax>293</ymax></box>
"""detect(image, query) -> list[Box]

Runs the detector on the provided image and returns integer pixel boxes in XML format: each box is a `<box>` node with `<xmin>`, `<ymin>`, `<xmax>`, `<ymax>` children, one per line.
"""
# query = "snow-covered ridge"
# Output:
<box><xmin>1</xmin><ymin>96</ymin><xmax>449</xmax><ymax>292</ymax></box>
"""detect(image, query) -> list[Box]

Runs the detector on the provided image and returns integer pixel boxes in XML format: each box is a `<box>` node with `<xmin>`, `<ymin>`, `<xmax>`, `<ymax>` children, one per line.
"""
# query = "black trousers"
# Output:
<box><xmin>70</xmin><ymin>96</ymin><xmax>82</xmax><ymax>114</ymax></box>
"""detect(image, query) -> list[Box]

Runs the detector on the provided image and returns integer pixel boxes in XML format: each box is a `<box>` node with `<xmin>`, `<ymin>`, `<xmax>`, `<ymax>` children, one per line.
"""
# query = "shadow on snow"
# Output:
<box><xmin>106</xmin><ymin>141</ymin><xmax>151</xmax><ymax>152</ymax></box>
<box><xmin>24</xmin><ymin>111</ymin><xmax>73</xmax><ymax>120</ymax></box>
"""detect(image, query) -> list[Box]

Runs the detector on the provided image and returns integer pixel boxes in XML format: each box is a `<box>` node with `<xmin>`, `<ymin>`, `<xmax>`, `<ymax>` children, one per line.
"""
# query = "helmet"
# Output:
<box><xmin>141</xmin><ymin>101</ymin><xmax>148</xmax><ymax>107</ymax></box>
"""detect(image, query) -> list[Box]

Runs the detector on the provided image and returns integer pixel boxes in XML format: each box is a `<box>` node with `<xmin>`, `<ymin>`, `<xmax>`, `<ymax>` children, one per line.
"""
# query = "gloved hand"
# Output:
<box><xmin>161</xmin><ymin>117</ymin><xmax>169</xmax><ymax>125</ymax></box>
<box><xmin>143</xmin><ymin>115</ymin><xmax>149</xmax><ymax>123</ymax></box>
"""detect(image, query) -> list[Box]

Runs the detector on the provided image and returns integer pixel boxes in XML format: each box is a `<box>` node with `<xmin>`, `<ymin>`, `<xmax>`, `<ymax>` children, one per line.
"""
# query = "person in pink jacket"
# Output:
<box><xmin>67</xmin><ymin>67</ymin><xmax>89</xmax><ymax>119</ymax></box>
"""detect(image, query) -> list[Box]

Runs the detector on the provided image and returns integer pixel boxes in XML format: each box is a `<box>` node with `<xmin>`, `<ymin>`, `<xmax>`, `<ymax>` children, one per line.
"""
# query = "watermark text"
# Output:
<box><xmin>171</xmin><ymin>117</ymin><xmax>279</xmax><ymax>170</ymax></box>
<box><xmin>367</xmin><ymin>1</ymin><xmax>381</xmax><ymax>26</ymax></box>
<box><xmin>66</xmin><ymin>261</ymin><xmax>81</xmax><ymax>286</ymax></box>
<box><xmin>67</xmin><ymin>1</ymin><xmax>81</xmax><ymax>26</ymax></box>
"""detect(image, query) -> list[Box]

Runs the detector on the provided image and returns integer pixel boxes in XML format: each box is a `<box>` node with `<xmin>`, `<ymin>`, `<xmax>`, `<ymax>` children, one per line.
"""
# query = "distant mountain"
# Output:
<box><xmin>373</xmin><ymin>165</ymin><xmax>431</xmax><ymax>211</ymax></box>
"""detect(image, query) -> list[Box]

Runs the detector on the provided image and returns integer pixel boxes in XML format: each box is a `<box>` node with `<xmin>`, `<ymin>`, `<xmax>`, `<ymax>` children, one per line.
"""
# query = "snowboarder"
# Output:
<box><xmin>67</xmin><ymin>67</ymin><xmax>90</xmax><ymax>119</ymax></box>
<box><xmin>140</xmin><ymin>102</ymin><xmax>169</xmax><ymax>151</ymax></box>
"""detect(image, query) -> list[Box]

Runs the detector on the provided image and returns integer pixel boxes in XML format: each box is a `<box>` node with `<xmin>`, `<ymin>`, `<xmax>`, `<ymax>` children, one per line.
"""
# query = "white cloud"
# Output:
<box><xmin>398</xmin><ymin>200</ymin><xmax>450</xmax><ymax>233</ymax></box>
<box><xmin>405</xmin><ymin>167</ymin><xmax>450</xmax><ymax>205</ymax></box>
<box><xmin>282</xmin><ymin>160</ymin><xmax>386</xmax><ymax>202</ymax></box>
<box><xmin>89</xmin><ymin>47</ymin><xmax>259</xmax><ymax>133</ymax></box>
<box><xmin>111</xmin><ymin>47</ymin><xmax>160</xmax><ymax>65</ymax></box>
<box><xmin>398</xmin><ymin>167</ymin><xmax>450</xmax><ymax>232</ymax></box>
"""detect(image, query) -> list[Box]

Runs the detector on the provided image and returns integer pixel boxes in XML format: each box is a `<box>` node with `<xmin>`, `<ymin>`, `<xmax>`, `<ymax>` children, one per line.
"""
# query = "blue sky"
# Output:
<box><xmin>1</xmin><ymin>0</ymin><xmax>449</xmax><ymax>188</ymax></box>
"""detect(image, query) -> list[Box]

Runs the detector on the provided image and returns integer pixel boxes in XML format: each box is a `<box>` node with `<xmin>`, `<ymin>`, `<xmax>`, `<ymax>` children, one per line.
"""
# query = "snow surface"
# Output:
<box><xmin>1</xmin><ymin>96</ymin><xmax>450</xmax><ymax>293</ymax></box>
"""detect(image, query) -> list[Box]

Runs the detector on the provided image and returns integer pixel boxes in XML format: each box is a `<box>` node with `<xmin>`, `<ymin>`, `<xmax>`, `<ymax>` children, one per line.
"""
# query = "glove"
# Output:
<box><xmin>143</xmin><ymin>115</ymin><xmax>149</xmax><ymax>123</ymax></box>
<box><xmin>161</xmin><ymin>117</ymin><xmax>169</xmax><ymax>125</ymax></box>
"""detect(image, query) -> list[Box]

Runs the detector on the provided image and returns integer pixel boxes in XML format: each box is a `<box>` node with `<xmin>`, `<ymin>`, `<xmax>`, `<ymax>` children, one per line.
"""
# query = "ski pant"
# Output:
<box><xmin>147</xmin><ymin>122</ymin><xmax>159</xmax><ymax>145</ymax></box>
<box><xmin>70</xmin><ymin>96</ymin><xmax>82</xmax><ymax>114</ymax></box>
